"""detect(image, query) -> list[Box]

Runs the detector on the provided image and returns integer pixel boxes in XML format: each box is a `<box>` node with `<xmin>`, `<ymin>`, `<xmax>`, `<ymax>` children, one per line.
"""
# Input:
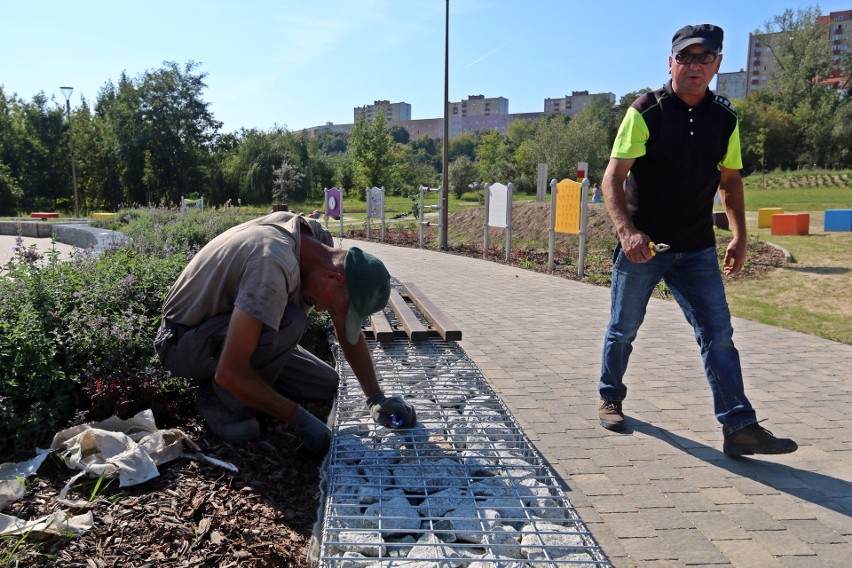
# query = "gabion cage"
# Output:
<box><xmin>313</xmin><ymin>334</ymin><xmax>611</xmax><ymax>567</ymax></box>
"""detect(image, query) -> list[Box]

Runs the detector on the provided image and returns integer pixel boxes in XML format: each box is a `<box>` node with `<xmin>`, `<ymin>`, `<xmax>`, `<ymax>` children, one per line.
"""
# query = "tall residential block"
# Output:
<box><xmin>449</xmin><ymin>95</ymin><xmax>509</xmax><ymax>117</ymax></box>
<box><xmin>745</xmin><ymin>31</ymin><xmax>783</xmax><ymax>95</ymax></box>
<box><xmin>745</xmin><ymin>8</ymin><xmax>851</xmax><ymax>96</ymax></box>
<box><xmin>354</xmin><ymin>100</ymin><xmax>412</xmax><ymax>122</ymax></box>
<box><xmin>716</xmin><ymin>70</ymin><xmax>747</xmax><ymax>100</ymax></box>
<box><xmin>544</xmin><ymin>91</ymin><xmax>616</xmax><ymax>116</ymax></box>
<box><xmin>821</xmin><ymin>9</ymin><xmax>852</xmax><ymax>90</ymax></box>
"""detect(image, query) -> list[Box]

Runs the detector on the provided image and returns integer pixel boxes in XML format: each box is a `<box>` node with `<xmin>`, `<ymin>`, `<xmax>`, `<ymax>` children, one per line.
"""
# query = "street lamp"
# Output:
<box><xmin>440</xmin><ymin>0</ymin><xmax>449</xmax><ymax>249</ymax></box>
<box><xmin>60</xmin><ymin>86</ymin><xmax>80</xmax><ymax>217</ymax></box>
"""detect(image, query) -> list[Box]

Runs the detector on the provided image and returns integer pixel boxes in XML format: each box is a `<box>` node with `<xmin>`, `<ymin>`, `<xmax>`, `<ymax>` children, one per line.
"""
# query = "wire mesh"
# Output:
<box><xmin>316</xmin><ymin>333</ymin><xmax>611</xmax><ymax>567</ymax></box>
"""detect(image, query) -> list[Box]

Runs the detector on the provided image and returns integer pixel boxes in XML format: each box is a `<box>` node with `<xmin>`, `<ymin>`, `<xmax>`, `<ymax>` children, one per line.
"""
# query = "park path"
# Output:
<box><xmin>344</xmin><ymin>237</ymin><xmax>852</xmax><ymax>568</ymax></box>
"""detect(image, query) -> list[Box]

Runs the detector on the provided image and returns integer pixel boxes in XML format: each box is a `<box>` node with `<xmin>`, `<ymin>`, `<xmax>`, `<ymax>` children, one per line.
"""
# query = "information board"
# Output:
<box><xmin>325</xmin><ymin>187</ymin><xmax>341</xmax><ymax>217</ymax></box>
<box><xmin>487</xmin><ymin>183</ymin><xmax>509</xmax><ymax>228</ymax></box>
<box><xmin>555</xmin><ymin>179</ymin><xmax>581</xmax><ymax>234</ymax></box>
<box><xmin>367</xmin><ymin>187</ymin><xmax>384</xmax><ymax>218</ymax></box>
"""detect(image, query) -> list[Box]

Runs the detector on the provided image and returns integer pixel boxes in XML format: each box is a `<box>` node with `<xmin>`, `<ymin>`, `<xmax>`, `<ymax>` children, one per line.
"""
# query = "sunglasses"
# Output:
<box><xmin>674</xmin><ymin>51</ymin><xmax>720</xmax><ymax>65</ymax></box>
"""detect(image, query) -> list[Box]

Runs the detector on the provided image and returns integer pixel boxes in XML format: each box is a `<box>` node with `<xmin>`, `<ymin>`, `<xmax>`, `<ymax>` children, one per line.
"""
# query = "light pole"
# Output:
<box><xmin>60</xmin><ymin>86</ymin><xmax>80</xmax><ymax>217</ymax></box>
<box><xmin>440</xmin><ymin>0</ymin><xmax>449</xmax><ymax>249</ymax></box>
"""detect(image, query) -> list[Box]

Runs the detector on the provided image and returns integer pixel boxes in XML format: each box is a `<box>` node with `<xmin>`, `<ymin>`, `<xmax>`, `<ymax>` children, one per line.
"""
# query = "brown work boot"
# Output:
<box><xmin>599</xmin><ymin>399</ymin><xmax>625</xmax><ymax>432</ymax></box>
<box><xmin>723</xmin><ymin>422</ymin><xmax>798</xmax><ymax>457</ymax></box>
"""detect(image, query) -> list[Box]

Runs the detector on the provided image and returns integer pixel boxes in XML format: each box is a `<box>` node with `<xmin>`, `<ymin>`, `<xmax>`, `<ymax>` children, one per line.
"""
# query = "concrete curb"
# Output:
<box><xmin>0</xmin><ymin>221</ymin><xmax>125</xmax><ymax>253</ymax></box>
<box><xmin>764</xmin><ymin>240</ymin><xmax>793</xmax><ymax>263</ymax></box>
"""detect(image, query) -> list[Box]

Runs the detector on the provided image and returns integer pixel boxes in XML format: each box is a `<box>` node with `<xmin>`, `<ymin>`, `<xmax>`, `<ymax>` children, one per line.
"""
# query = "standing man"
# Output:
<box><xmin>597</xmin><ymin>24</ymin><xmax>797</xmax><ymax>457</ymax></box>
<box><xmin>155</xmin><ymin>211</ymin><xmax>416</xmax><ymax>456</ymax></box>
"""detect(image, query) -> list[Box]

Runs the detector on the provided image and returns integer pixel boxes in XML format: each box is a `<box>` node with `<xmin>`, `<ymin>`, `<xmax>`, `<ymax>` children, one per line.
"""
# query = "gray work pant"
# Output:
<box><xmin>155</xmin><ymin>304</ymin><xmax>338</xmax><ymax>419</ymax></box>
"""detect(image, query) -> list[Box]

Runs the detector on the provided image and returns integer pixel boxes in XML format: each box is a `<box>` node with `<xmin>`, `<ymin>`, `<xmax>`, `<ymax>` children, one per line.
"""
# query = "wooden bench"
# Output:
<box><xmin>30</xmin><ymin>212</ymin><xmax>59</xmax><ymax>219</ymax></box>
<box><xmin>367</xmin><ymin>282</ymin><xmax>462</xmax><ymax>343</ymax></box>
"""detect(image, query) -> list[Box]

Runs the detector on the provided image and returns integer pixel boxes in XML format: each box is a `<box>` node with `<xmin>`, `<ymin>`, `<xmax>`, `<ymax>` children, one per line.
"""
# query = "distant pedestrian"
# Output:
<box><xmin>596</xmin><ymin>23</ymin><xmax>797</xmax><ymax>457</ymax></box>
<box><xmin>591</xmin><ymin>182</ymin><xmax>603</xmax><ymax>203</ymax></box>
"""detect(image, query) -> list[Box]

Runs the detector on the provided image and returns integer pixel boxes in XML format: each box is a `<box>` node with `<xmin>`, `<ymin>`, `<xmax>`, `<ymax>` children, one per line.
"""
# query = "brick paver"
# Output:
<box><xmin>343</xmin><ymin>239</ymin><xmax>852</xmax><ymax>567</ymax></box>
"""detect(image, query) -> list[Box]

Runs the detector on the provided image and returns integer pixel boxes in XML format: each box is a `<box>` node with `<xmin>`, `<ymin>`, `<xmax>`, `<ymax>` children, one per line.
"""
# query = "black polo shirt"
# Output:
<box><xmin>611</xmin><ymin>80</ymin><xmax>742</xmax><ymax>252</ymax></box>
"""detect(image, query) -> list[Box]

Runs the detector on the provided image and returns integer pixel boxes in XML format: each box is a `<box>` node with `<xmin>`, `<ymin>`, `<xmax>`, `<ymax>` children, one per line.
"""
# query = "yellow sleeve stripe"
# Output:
<box><xmin>720</xmin><ymin>121</ymin><xmax>743</xmax><ymax>170</ymax></box>
<box><xmin>611</xmin><ymin>107</ymin><xmax>649</xmax><ymax>159</ymax></box>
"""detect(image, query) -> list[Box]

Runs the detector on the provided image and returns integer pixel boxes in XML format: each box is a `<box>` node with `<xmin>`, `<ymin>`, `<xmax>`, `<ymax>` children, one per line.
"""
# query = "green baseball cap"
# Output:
<box><xmin>343</xmin><ymin>247</ymin><xmax>391</xmax><ymax>345</ymax></box>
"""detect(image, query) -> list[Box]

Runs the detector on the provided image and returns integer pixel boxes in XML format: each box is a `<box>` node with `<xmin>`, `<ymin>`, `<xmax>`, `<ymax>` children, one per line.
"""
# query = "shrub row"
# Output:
<box><xmin>1</xmin><ymin>207</ymin><xmax>332</xmax><ymax>456</ymax></box>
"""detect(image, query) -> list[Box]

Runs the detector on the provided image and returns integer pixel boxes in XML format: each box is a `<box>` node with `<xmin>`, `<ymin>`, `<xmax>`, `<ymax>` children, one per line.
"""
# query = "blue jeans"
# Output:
<box><xmin>599</xmin><ymin>245</ymin><xmax>756</xmax><ymax>435</ymax></box>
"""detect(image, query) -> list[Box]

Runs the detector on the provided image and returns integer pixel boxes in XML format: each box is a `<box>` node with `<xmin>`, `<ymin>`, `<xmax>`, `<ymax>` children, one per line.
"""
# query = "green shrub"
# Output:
<box><xmin>1</xmin><ymin>208</ymin><xmax>340</xmax><ymax>456</ymax></box>
<box><xmin>105</xmin><ymin>205</ymin><xmax>261</xmax><ymax>256</ymax></box>
<box><xmin>0</xmin><ymin>237</ymin><xmax>189</xmax><ymax>453</ymax></box>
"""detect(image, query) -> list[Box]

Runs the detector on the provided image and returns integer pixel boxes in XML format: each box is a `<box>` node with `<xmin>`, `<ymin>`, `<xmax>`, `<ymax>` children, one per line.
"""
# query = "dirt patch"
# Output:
<box><xmin>352</xmin><ymin>201</ymin><xmax>785</xmax><ymax>285</ymax></box>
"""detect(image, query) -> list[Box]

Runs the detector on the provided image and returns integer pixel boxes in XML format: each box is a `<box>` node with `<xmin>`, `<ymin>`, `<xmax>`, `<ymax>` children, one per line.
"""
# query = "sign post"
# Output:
<box><xmin>576</xmin><ymin>162</ymin><xmax>589</xmax><ymax>277</ymax></box>
<box><xmin>536</xmin><ymin>163</ymin><xmax>548</xmax><ymax>202</ymax></box>
<box><xmin>366</xmin><ymin>186</ymin><xmax>386</xmax><ymax>241</ymax></box>
<box><xmin>484</xmin><ymin>182</ymin><xmax>513</xmax><ymax>262</ymax></box>
<box><xmin>548</xmin><ymin>172</ymin><xmax>588</xmax><ymax>275</ymax></box>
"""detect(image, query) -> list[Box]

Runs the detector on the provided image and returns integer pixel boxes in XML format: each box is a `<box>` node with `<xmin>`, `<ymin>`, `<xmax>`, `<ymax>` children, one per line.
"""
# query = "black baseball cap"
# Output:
<box><xmin>672</xmin><ymin>24</ymin><xmax>723</xmax><ymax>53</ymax></box>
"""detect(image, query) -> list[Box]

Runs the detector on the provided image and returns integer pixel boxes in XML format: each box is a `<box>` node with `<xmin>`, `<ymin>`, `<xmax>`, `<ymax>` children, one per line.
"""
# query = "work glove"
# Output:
<box><xmin>286</xmin><ymin>406</ymin><xmax>331</xmax><ymax>456</ymax></box>
<box><xmin>366</xmin><ymin>393</ymin><xmax>417</xmax><ymax>428</ymax></box>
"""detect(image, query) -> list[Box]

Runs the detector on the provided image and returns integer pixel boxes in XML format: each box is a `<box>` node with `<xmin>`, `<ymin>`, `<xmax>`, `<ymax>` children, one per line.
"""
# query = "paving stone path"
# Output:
<box><xmin>344</xmin><ymin>238</ymin><xmax>852</xmax><ymax>568</ymax></box>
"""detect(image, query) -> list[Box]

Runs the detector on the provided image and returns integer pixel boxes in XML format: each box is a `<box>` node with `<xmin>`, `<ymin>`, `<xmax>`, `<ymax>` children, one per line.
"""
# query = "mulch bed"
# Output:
<box><xmin>2</xmin><ymin>407</ymin><xmax>330</xmax><ymax>568</ymax></box>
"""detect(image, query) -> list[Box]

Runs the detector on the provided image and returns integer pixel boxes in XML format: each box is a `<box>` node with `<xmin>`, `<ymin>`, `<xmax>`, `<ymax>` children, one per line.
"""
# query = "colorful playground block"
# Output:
<box><xmin>771</xmin><ymin>213</ymin><xmax>810</xmax><ymax>236</ymax></box>
<box><xmin>712</xmin><ymin>211</ymin><xmax>729</xmax><ymax>230</ymax></box>
<box><xmin>824</xmin><ymin>209</ymin><xmax>852</xmax><ymax>231</ymax></box>
<box><xmin>757</xmin><ymin>207</ymin><xmax>784</xmax><ymax>228</ymax></box>
<box><xmin>30</xmin><ymin>212</ymin><xmax>59</xmax><ymax>219</ymax></box>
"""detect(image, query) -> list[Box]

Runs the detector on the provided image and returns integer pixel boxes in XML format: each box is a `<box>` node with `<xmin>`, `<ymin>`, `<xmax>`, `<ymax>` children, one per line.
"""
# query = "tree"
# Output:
<box><xmin>477</xmin><ymin>130</ymin><xmax>514</xmax><ymax>184</ymax></box>
<box><xmin>272</xmin><ymin>158</ymin><xmax>305</xmax><ymax>204</ymax></box>
<box><xmin>754</xmin><ymin>6</ymin><xmax>846</xmax><ymax>167</ymax></box>
<box><xmin>734</xmin><ymin>96</ymin><xmax>798</xmax><ymax>172</ymax></box>
<box><xmin>389</xmin><ymin>125</ymin><xmax>410</xmax><ymax>144</ymax></box>
<box><xmin>135</xmin><ymin>61</ymin><xmax>222</xmax><ymax>203</ymax></box>
<box><xmin>448</xmin><ymin>133</ymin><xmax>477</xmax><ymax>162</ymax></box>
<box><xmin>348</xmin><ymin>111</ymin><xmax>393</xmax><ymax>193</ymax></box>
<box><xmin>448</xmin><ymin>155</ymin><xmax>478</xmax><ymax>199</ymax></box>
<box><xmin>221</xmin><ymin>127</ymin><xmax>306</xmax><ymax>205</ymax></box>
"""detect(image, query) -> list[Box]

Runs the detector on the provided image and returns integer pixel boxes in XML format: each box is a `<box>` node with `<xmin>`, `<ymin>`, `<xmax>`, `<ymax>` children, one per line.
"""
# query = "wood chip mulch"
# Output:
<box><xmin>2</xmin><ymin>407</ymin><xmax>331</xmax><ymax>568</ymax></box>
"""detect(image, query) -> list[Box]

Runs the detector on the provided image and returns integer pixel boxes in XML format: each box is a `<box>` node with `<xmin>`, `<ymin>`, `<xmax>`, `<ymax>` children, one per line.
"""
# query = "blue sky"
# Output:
<box><xmin>2</xmin><ymin>1</ymin><xmax>848</xmax><ymax>134</ymax></box>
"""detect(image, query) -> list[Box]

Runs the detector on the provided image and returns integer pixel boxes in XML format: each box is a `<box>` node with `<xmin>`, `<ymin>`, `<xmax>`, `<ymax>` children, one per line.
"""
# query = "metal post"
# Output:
<box><xmin>483</xmin><ymin>183</ymin><xmax>490</xmax><ymax>253</ymax></box>
<box><xmin>366</xmin><ymin>187</ymin><xmax>372</xmax><ymax>240</ymax></box>
<box><xmin>547</xmin><ymin>179</ymin><xmax>557</xmax><ymax>273</ymax></box>
<box><xmin>505</xmin><ymin>182</ymin><xmax>513</xmax><ymax>263</ymax></box>
<box><xmin>380</xmin><ymin>186</ymin><xmax>386</xmax><ymax>242</ymax></box>
<box><xmin>60</xmin><ymin>87</ymin><xmax>79</xmax><ymax>217</ymax></box>
<box><xmin>578</xmin><ymin>178</ymin><xmax>589</xmax><ymax>277</ymax></box>
<box><xmin>440</xmin><ymin>0</ymin><xmax>449</xmax><ymax>250</ymax></box>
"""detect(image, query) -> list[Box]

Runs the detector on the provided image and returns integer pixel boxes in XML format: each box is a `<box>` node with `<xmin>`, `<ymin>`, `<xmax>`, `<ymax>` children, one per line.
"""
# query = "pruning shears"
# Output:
<box><xmin>648</xmin><ymin>242</ymin><xmax>670</xmax><ymax>256</ymax></box>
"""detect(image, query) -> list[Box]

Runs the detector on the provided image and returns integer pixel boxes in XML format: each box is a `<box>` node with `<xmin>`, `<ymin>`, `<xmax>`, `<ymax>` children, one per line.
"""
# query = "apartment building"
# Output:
<box><xmin>544</xmin><ymin>91</ymin><xmax>616</xmax><ymax>116</ymax></box>
<box><xmin>821</xmin><ymin>9</ymin><xmax>852</xmax><ymax>91</ymax></box>
<box><xmin>448</xmin><ymin>95</ymin><xmax>509</xmax><ymax>117</ymax></box>
<box><xmin>354</xmin><ymin>100</ymin><xmax>412</xmax><ymax>122</ymax></box>
<box><xmin>745</xmin><ymin>8</ymin><xmax>851</xmax><ymax>96</ymax></box>
<box><xmin>745</xmin><ymin>31</ymin><xmax>783</xmax><ymax>95</ymax></box>
<box><xmin>715</xmin><ymin>70</ymin><xmax>747</xmax><ymax>100</ymax></box>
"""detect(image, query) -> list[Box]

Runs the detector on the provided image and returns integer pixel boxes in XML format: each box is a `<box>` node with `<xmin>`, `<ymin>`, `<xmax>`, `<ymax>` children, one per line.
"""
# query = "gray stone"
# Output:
<box><xmin>363</xmin><ymin>494</ymin><xmax>421</xmax><ymax>536</ymax></box>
